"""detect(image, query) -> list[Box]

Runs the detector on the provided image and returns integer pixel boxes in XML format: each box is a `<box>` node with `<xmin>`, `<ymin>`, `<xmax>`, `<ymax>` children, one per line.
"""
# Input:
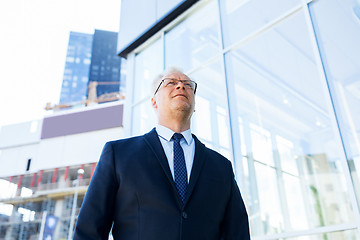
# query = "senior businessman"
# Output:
<box><xmin>73</xmin><ymin>68</ymin><xmax>250</xmax><ymax>240</ymax></box>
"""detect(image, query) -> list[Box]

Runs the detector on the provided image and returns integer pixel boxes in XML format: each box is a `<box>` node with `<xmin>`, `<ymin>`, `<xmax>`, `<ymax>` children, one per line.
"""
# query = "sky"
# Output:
<box><xmin>0</xmin><ymin>0</ymin><xmax>121</xmax><ymax>127</ymax></box>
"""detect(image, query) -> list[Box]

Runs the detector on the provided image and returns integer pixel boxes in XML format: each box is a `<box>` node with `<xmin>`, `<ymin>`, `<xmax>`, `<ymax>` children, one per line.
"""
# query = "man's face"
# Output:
<box><xmin>151</xmin><ymin>71</ymin><xmax>195</xmax><ymax>119</ymax></box>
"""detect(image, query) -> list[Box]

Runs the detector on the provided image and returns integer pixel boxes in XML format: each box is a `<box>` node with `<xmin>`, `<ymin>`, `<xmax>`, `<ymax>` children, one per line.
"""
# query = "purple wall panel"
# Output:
<box><xmin>41</xmin><ymin>104</ymin><xmax>123</xmax><ymax>139</ymax></box>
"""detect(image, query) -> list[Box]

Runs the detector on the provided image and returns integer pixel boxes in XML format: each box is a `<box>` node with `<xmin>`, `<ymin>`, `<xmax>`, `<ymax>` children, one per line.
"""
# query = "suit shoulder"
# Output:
<box><xmin>104</xmin><ymin>134</ymin><xmax>146</xmax><ymax>152</ymax></box>
<box><xmin>107</xmin><ymin>134</ymin><xmax>144</xmax><ymax>145</ymax></box>
<box><xmin>106</xmin><ymin>128</ymin><xmax>156</xmax><ymax>147</ymax></box>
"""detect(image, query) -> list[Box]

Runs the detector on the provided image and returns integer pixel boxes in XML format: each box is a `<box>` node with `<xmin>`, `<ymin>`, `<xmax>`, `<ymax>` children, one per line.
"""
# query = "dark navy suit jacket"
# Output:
<box><xmin>74</xmin><ymin>128</ymin><xmax>250</xmax><ymax>240</ymax></box>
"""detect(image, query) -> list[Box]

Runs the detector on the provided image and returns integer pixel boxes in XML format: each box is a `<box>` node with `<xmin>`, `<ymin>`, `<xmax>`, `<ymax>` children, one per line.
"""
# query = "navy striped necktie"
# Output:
<box><xmin>172</xmin><ymin>133</ymin><xmax>188</xmax><ymax>204</ymax></box>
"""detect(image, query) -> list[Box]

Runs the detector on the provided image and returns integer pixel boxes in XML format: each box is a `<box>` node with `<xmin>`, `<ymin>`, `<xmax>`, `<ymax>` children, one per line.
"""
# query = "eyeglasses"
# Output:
<box><xmin>154</xmin><ymin>78</ymin><xmax>197</xmax><ymax>95</ymax></box>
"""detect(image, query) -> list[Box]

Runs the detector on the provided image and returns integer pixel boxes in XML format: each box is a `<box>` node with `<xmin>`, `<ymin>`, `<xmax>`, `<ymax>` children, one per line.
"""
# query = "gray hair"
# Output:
<box><xmin>151</xmin><ymin>66</ymin><xmax>185</xmax><ymax>96</ymax></box>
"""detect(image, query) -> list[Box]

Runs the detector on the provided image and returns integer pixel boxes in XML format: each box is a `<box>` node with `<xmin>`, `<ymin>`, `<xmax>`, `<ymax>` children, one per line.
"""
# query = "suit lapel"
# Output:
<box><xmin>184</xmin><ymin>135</ymin><xmax>206</xmax><ymax>206</ymax></box>
<box><xmin>143</xmin><ymin>128</ymin><xmax>179</xmax><ymax>197</ymax></box>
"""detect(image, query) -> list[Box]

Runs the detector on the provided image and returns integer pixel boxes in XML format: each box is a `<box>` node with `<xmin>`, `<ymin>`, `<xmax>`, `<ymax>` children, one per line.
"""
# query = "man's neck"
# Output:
<box><xmin>158</xmin><ymin>119</ymin><xmax>190</xmax><ymax>133</ymax></box>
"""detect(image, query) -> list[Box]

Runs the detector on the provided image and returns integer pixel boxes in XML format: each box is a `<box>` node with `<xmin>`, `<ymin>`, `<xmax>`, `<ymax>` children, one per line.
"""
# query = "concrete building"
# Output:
<box><xmin>0</xmin><ymin>102</ymin><xmax>124</xmax><ymax>239</ymax></box>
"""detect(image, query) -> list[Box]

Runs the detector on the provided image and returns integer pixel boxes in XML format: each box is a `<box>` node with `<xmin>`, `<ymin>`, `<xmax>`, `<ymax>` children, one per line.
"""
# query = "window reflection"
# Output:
<box><xmin>133</xmin><ymin>38</ymin><xmax>162</xmax><ymax>103</ymax></box>
<box><xmin>219</xmin><ymin>0</ymin><xmax>301</xmax><ymax>48</ymax></box>
<box><xmin>250</xmin><ymin>123</ymin><xmax>274</xmax><ymax>167</ymax></box>
<box><xmin>132</xmin><ymin>101</ymin><xmax>157</xmax><ymax>136</ymax></box>
<box><xmin>165</xmin><ymin>0</ymin><xmax>220</xmax><ymax>71</ymax></box>
<box><xmin>190</xmin><ymin>60</ymin><xmax>232</xmax><ymax>161</ymax></box>
<box><xmin>309</xmin><ymin>0</ymin><xmax>360</xmax><ymax>206</ymax></box>
<box><xmin>131</xmin><ymin>38</ymin><xmax>163</xmax><ymax>135</ymax></box>
<box><xmin>194</xmin><ymin>96</ymin><xmax>212</xmax><ymax>142</ymax></box>
<box><xmin>285</xmin><ymin>229</ymin><xmax>360</xmax><ymax>239</ymax></box>
<box><xmin>225</xmin><ymin>9</ymin><xmax>355</xmax><ymax>235</ymax></box>
<box><xmin>128</xmin><ymin>0</ymin><xmax>360</xmax><ymax>238</ymax></box>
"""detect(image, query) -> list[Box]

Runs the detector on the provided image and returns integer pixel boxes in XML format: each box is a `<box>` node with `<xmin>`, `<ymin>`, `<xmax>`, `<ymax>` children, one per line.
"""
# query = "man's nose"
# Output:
<box><xmin>176</xmin><ymin>81</ymin><xmax>185</xmax><ymax>89</ymax></box>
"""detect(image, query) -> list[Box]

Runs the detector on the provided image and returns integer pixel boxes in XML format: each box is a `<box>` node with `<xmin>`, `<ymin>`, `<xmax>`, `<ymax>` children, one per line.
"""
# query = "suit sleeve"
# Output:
<box><xmin>221</xmin><ymin>164</ymin><xmax>250</xmax><ymax>240</ymax></box>
<box><xmin>74</xmin><ymin>142</ymin><xmax>119</xmax><ymax>240</ymax></box>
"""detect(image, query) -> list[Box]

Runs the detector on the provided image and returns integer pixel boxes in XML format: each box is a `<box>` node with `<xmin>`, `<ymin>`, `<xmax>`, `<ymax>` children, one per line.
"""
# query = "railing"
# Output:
<box><xmin>0</xmin><ymin>178</ymin><xmax>90</xmax><ymax>201</ymax></box>
<box><xmin>35</xmin><ymin>178</ymin><xmax>90</xmax><ymax>192</ymax></box>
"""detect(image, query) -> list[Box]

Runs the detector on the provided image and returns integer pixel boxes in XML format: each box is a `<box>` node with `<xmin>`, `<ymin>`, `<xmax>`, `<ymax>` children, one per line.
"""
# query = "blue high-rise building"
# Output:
<box><xmin>88</xmin><ymin>30</ymin><xmax>122</xmax><ymax>100</ymax></box>
<box><xmin>59</xmin><ymin>32</ymin><xmax>93</xmax><ymax>104</ymax></box>
<box><xmin>60</xmin><ymin>30</ymin><xmax>123</xmax><ymax>106</ymax></box>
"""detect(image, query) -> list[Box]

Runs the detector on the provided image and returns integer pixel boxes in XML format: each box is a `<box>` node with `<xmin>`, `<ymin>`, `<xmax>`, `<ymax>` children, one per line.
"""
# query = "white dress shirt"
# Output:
<box><xmin>156</xmin><ymin>125</ymin><xmax>195</xmax><ymax>182</ymax></box>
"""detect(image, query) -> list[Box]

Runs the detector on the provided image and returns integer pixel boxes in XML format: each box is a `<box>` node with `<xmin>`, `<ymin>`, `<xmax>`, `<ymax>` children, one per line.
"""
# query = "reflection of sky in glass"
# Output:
<box><xmin>255</xmin><ymin>163</ymin><xmax>283</xmax><ymax>233</ymax></box>
<box><xmin>131</xmin><ymin>38</ymin><xmax>163</xmax><ymax>135</ymax></box>
<box><xmin>194</xmin><ymin>96</ymin><xmax>212</xmax><ymax>141</ymax></box>
<box><xmin>165</xmin><ymin>0</ymin><xmax>220</xmax><ymax>71</ymax></box>
<box><xmin>250</xmin><ymin>124</ymin><xmax>274</xmax><ymax>167</ymax></box>
<box><xmin>309</xmin><ymin>0</ymin><xmax>360</xmax><ymax>190</ymax></box>
<box><xmin>190</xmin><ymin>60</ymin><xmax>231</xmax><ymax>160</ymax></box>
<box><xmin>132</xmin><ymin>101</ymin><xmax>157</xmax><ymax>136</ymax></box>
<box><xmin>283</xmin><ymin>174</ymin><xmax>307</xmax><ymax>229</ymax></box>
<box><xmin>276</xmin><ymin>135</ymin><xmax>298</xmax><ymax>176</ymax></box>
<box><xmin>217</xmin><ymin>106</ymin><xmax>230</xmax><ymax>149</ymax></box>
<box><xmin>220</xmin><ymin>0</ymin><xmax>301</xmax><ymax>48</ymax></box>
<box><xmin>133</xmin><ymin>38</ymin><xmax>162</xmax><ymax>103</ymax></box>
<box><xmin>225</xmin><ymin>5</ymin><xmax>355</xmax><ymax>234</ymax></box>
<box><xmin>227</xmin><ymin>10</ymin><xmax>336</xmax><ymax>156</ymax></box>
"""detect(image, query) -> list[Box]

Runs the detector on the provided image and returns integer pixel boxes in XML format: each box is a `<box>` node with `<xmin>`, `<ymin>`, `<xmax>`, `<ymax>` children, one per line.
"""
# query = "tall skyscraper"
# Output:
<box><xmin>88</xmin><ymin>30</ymin><xmax>122</xmax><ymax>99</ymax></box>
<box><xmin>59</xmin><ymin>30</ymin><xmax>123</xmax><ymax>106</ymax></box>
<box><xmin>59</xmin><ymin>32</ymin><xmax>93</xmax><ymax>104</ymax></box>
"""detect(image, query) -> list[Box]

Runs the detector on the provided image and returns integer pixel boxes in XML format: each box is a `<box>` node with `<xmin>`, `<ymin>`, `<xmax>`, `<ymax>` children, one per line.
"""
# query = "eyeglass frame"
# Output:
<box><xmin>154</xmin><ymin>78</ymin><xmax>197</xmax><ymax>95</ymax></box>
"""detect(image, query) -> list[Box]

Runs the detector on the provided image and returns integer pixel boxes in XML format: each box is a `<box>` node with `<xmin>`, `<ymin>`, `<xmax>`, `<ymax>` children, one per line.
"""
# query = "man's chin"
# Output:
<box><xmin>172</xmin><ymin>102</ymin><xmax>192</xmax><ymax>113</ymax></box>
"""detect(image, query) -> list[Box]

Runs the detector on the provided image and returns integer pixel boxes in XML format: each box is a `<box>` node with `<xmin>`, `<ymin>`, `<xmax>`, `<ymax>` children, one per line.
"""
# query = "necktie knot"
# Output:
<box><xmin>172</xmin><ymin>133</ymin><xmax>183</xmax><ymax>141</ymax></box>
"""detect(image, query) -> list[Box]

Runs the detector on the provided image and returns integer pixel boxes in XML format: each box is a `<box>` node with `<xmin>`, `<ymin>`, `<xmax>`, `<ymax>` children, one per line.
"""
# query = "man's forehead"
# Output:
<box><xmin>163</xmin><ymin>71</ymin><xmax>190</xmax><ymax>80</ymax></box>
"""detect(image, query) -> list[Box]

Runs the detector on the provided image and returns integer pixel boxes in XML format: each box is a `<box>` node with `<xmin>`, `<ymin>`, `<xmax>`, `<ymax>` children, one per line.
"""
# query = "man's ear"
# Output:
<box><xmin>151</xmin><ymin>97</ymin><xmax>157</xmax><ymax>109</ymax></box>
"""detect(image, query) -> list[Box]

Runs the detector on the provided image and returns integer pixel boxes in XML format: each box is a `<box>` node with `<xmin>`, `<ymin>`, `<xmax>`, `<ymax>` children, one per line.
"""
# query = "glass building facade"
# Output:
<box><xmin>121</xmin><ymin>0</ymin><xmax>360</xmax><ymax>239</ymax></box>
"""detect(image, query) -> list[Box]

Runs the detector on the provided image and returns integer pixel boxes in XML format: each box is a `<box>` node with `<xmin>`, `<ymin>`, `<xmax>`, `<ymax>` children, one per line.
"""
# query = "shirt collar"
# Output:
<box><xmin>156</xmin><ymin>124</ymin><xmax>193</xmax><ymax>145</ymax></box>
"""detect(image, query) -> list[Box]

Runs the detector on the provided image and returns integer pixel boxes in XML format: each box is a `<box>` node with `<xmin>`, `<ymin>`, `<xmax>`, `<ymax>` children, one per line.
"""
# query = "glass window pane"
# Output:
<box><xmin>189</xmin><ymin>59</ymin><xmax>232</xmax><ymax>161</ymax></box>
<box><xmin>219</xmin><ymin>0</ymin><xmax>301</xmax><ymax>48</ymax></box>
<box><xmin>254</xmin><ymin>162</ymin><xmax>282</xmax><ymax>235</ymax></box>
<box><xmin>285</xmin><ymin>229</ymin><xmax>360</xmax><ymax>240</ymax></box>
<box><xmin>225</xmin><ymin>9</ymin><xmax>356</xmax><ymax>236</ymax></box>
<box><xmin>157</xmin><ymin>0</ymin><xmax>183</xmax><ymax>19</ymax></box>
<box><xmin>309</xmin><ymin>0</ymin><xmax>360</xmax><ymax>206</ymax></box>
<box><xmin>133</xmin><ymin>38</ymin><xmax>162</xmax><ymax>103</ymax></box>
<box><xmin>250</xmin><ymin>123</ymin><xmax>274</xmax><ymax>167</ymax></box>
<box><xmin>165</xmin><ymin>0</ymin><xmax>220</xmax><ymax>71</ymax></box>
<box><xmin>132</xmin><ymin>101</ymin><xmax>157</xmax><ymax>136</ymax></box>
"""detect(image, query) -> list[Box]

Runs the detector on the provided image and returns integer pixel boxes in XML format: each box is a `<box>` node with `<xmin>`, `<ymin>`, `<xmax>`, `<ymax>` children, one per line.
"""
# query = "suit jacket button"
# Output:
<box><xmin>182</xmin><ymin>212</ymin><xmax>188</xmax><ymax>219</ymax></box>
